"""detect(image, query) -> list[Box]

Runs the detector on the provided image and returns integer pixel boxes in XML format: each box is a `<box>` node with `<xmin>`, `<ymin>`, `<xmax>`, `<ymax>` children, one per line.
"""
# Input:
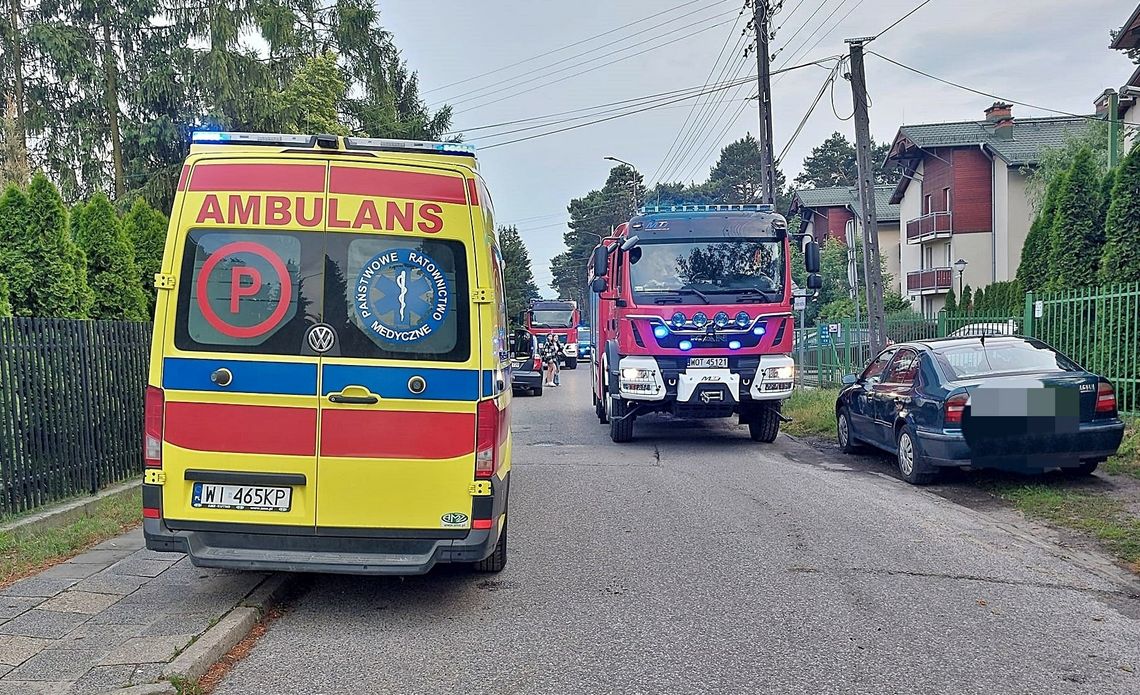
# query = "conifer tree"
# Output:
<box><xmin>121</xmin><ymin>198</ymin><xmax>168</xmax><ymax>312</ymax></box>
<box><xmin>17</xmin><ymin>174</ymin><xmax>92</xmax><ymax>318</ymax></box>
<box><xmin>72</xmin><ymin>194</ymin><xmax>148</xmax><ymax>320</ymax></box>
<box><xmin>1017</xmin><ymin>175</ymin><xmax>1063</xmax><ymax>292</ymax></box>
<box><xmin>1047</xmin><ymin>148</ymin><xmax>1105</xmax><ymax>290</ymax></box>
<box><xmin>1099</xmin><ymin>144</ymin><xmax>1140</xmax><ymax>284</ymax></box>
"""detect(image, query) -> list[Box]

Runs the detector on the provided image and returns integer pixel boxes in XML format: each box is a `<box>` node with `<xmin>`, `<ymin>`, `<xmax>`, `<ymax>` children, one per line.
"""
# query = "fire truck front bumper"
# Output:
<box><xmin>615</xmin><ymin>354</ymin><xmax>794</xmax><ymax>404</ymax></box>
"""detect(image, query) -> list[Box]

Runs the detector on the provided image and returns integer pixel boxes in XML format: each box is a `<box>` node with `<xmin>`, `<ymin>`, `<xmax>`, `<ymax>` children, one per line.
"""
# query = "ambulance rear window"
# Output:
<box><xmin>174</xmin><ymin>230</ymin><xmax>323</xmax><ymax>354</ymax></box>
<box><xmin>324</xmin><ymin>234</ymin><xmax>470</xmax><ymax>362</ymax></box>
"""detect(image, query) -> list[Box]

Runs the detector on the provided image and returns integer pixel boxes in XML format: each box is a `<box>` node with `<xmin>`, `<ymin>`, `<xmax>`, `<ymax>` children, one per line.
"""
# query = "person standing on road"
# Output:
<box><xmin>541</xmin><ymin>333</ymin><xmax>561</xmax><ymax>387</ymax></box>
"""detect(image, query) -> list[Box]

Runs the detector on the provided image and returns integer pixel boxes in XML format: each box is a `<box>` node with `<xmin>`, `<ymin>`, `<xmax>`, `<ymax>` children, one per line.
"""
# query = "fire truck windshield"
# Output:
<box><xmin>628</xmin><ymin>238</ymin><xmax>784</xmax><ymax>304</ymax></box>
<box><xmin>530</xmin><ymin>310</ymin><xmax>575</xmax><ymax>328</ymax></box>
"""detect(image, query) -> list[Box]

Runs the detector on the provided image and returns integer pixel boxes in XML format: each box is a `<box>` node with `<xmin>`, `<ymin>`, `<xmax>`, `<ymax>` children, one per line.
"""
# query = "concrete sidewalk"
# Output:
<box><xmin>0</xmin><ymin>528</ymin><xmax>271</xmax><ymax>694</ymax></box>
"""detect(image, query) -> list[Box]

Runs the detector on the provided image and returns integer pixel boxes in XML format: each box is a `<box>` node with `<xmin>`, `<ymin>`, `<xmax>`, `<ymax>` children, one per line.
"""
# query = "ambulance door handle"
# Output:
<box><xmin>328</xmin><ymin>393</ymin><xmax>379</xmax><ymax>405</ymax></box>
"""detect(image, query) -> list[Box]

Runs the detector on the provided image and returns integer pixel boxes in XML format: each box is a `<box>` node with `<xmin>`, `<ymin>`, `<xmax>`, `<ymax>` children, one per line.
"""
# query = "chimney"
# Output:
<box><xmin>984</xmin><ymin>101</ymin><xmax>1012</xmax><ymax>122</ymax></box>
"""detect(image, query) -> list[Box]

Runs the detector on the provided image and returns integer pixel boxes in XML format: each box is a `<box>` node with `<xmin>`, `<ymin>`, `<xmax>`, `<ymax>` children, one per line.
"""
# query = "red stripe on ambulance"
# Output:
<box><xmin>329</xmin><ymin>167</ymin><xmax>467</xmax><ymax>205</ymax></box>
<box><xmin>165</xmin><ymin>402</ymin><xmax>316</xmax><ymax>456</ymax></box>
<box><xmin>189</xmin><ymin>164</ymin><xmax>325</xmax><ymax>192</ymax></box>
<box><xmin>320</xmin><ymin>410</ymin><xmax>475</xmax><ymax>459</ymax></box>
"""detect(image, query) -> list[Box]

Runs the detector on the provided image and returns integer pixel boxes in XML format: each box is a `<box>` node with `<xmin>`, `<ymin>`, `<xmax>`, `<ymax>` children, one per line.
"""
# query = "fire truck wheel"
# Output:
<box><xmin>609</xmin><ymin>396</ymin><xmax>634</xmax><ymax>443</ymax></box>
<box><xmin>748</xmin><ymin>404</ymin><xmax>781</xmax><ymax>443</ymax></box>
<box><xmin>596</xmin><ymin>393</ymin><xmax>608</xmax><ymax>423</ymax></box>
<box><xmin>565</xmin><ymin>358</ymin><xmax>577</xmax><ymax>370</ymax></box>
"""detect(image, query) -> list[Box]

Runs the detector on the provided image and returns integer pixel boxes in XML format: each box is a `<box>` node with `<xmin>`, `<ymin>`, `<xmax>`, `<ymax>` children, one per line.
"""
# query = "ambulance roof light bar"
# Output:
<box><xmin>191</xmin><ymin>131</ymin><xmax>477</xmax><ymax>157</ymax></box>
<box><xmin>637</xmin><ymin>203</ymin><xmax>776</xmax><ymax>214</ymax></box>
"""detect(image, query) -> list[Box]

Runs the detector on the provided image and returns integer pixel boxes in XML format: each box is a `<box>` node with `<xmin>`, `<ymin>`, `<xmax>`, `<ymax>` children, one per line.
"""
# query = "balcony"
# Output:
<box><xmin>906</xmin><ymin>211</ymin><xmax>953</xmax><ymax>244</ymax></box>
<box><xmin>907</xmin><ymin>267</ymin><xmax>953</xmax><ymax>294</ymax></box>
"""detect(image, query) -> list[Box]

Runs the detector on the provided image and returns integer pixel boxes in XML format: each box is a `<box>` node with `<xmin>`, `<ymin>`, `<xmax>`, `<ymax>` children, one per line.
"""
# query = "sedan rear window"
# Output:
<box><xmin>934</xmin><ymin>339</ymin><xmax>1079</xmax><ymax>379</ymax></box>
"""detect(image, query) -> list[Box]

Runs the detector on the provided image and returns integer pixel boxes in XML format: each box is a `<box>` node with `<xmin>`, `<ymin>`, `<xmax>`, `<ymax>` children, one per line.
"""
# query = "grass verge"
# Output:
<box><xmin>1105</xmin><ymin>417</ymin><xmax>1139</xmax><ymax>480</ymax></box>
<box><xmin>0</xmin><ymin>486</ymin><xmax>141</xmax><ymax>587</ymax></box>
<box><xmin>989</xmin><ymin>483</ymin><xmax>1140</xmax><ymax>572</ymax></box>
<box><xmin>782</xmin><ymin>388</ymin><xmax>840</xmax><ymax>439</ymax></box>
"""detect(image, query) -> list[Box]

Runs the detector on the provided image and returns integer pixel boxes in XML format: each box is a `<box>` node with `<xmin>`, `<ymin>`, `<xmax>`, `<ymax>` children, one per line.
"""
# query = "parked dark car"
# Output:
<box><xmin>578</xmin><ymin>327</ymin><xmax>592</xmax><ymax>359</ymax></box>
<box><xmin>509</xmin><ymin>329</ymin><xmax>543</xmax><ymax>396</ymax></box>
<box><xmin>834</xmin><ymin>336</ymin><xmax>1125</xmax><ymax>484</ymax></box>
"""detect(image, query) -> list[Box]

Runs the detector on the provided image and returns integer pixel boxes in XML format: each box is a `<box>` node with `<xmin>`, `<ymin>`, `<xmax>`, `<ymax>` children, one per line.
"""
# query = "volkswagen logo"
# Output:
<box><xmin>306</xmin><ymin>324</ymin><xmax>336</xmax><ymax>353</ymax></box>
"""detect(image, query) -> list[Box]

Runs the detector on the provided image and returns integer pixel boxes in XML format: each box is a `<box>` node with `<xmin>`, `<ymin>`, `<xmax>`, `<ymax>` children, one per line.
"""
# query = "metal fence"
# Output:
<box><xmin>0</xmin><ymin>318</ymin><xmax>150</xmax><ymax>517</ymax></box>
<box><xmin>794</xmin><ymin>283</ymin><xmax>1140</xmax><ymax>417</ymax></box>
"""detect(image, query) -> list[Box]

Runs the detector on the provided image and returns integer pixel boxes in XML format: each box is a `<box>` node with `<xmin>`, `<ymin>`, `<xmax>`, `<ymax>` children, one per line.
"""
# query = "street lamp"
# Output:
<box><xmin>954</xmin><ymin>258</ymin><xmax>968</xmax><ymax>296</ymax></box>
<box><xmin>603</xmin><ymin>156</ymin><xmax>641</xmax><ymax>211</ymax></box>
<box><xmin>603</xmin><ymin>156</ymin><xmax>636</xmax><ymax>169</ymax></box>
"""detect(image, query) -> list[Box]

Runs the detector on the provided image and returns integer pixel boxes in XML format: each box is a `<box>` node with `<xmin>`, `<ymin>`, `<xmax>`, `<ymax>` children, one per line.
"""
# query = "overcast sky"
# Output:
<box><xmin>381</xmin><ymin>0</ymin><xmax>1136</xmax><ymax>294</ymax></box>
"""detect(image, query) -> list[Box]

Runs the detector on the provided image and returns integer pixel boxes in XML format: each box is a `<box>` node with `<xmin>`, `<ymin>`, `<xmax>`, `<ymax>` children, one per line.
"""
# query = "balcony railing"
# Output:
<box><xmin>907</xmin><ymin>267</ymin><xmax>953</xmax><ymax>293</ymax></box>
<box><xmin>906</xmin><ymin>211</ymin><xmax>953</xmax><ymax>243</ymax></box>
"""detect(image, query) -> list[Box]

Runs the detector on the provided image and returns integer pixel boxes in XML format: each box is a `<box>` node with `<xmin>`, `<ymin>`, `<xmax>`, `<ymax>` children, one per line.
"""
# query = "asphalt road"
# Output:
<box><xmin>215</xmin><ymin>369</ymin><xmax>1140</xmax><ymax>695</ymax></box>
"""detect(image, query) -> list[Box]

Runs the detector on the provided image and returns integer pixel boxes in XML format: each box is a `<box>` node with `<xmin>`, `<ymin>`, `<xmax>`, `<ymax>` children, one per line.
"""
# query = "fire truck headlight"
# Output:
<box><xmin>621</xmin><ymin>368</ymin><xmax>653</xmax><ymax>381</ymax></box>
<box><xmin>766</xmin><ymin>365</ymin><xmax>794</xmax><ymax>380</ymax></box>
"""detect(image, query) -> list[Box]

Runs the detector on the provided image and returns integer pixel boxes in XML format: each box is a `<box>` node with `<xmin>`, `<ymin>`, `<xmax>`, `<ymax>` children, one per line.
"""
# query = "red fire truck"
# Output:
<box><xmin>525</xmin><ymin>300</ymin><xmax>581</xmax><ymax>369</ymax></box>
<box><xmin>587</xmin><ymin>204</ymin><xmax>820</xmax><ymax>443</ymax></box>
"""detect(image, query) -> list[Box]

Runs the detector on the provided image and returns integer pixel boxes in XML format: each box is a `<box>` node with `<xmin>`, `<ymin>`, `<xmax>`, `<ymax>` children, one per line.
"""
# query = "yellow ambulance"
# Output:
<box><xmin>142</xmin><ymin>132</ymin><xmax>511</xmax><ymax>574</ymax></box>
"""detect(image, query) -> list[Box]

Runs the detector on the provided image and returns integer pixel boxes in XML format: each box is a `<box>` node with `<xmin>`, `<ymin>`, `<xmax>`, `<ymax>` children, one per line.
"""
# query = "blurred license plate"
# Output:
<box><xmin>192</xmin><ymin>483</ymin><xmax>291</xmax><ymax>512</ymax></box>
<box><xmin>688</xmin><ymin>357</ymin><xmax>727</xmax><ymax>369</ymax></box>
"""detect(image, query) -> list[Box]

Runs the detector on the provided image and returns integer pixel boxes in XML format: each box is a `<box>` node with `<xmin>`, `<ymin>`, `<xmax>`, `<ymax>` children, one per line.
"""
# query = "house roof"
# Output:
<box><xmin>788</xmin><ymin>185</ymin><xmax>900</xmax><ymax>222</ymax></box>
<box><xmin>1111</xmin><ymin>4</ymin><xmax>1140</xmax><ymax>50</ymax></box>
<box><xmin>884</xmin><ymin>115</ymin><xmax>1093</xmax><ymax>203</ymax></box>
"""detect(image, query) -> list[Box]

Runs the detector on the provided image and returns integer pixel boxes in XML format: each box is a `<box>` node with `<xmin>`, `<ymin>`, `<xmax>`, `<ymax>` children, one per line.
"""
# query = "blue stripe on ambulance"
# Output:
<box><xmin>322</xmin><ymin>365</ymin><xmax>481</xmax><ymax>401</ymax></box>
<box><xmin>163</xmin><ymin>357</ymin><xmax>318</xmax><ymax>395</ymax></box>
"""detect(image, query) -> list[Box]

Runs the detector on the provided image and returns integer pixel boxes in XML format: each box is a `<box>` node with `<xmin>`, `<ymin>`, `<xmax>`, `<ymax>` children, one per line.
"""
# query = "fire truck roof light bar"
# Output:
<box><xmin>191</xmin><ymin>131</ymin><xmax>476</xmax><ymax>156</ymax></box>
<box><xmin>638</xmin><ymin>204</ymin><xmax>775</xmax><ymax>214</ymax></box>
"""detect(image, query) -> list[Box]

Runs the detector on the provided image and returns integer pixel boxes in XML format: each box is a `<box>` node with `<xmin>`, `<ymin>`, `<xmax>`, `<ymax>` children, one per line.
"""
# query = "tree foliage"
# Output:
<box><xmin>0</xmin><ymin>272</ymin><xmax>9</xmax><ymax>317</ymax></box>
<box><xmin>73</xmin><ymin>193</ymin><xmax>147</xmax><ymax>320</ymax></box>
<box><xmin>960</xmin><ymin>285</ymin><xmax>972</xmax><ymax>311</ymax></box>
<box><xmin>1099</xmin><ymin>142</ymin><xmax>1140</xmax><ymax>284</ymax></box>
<box><xmin>1017</xmin><ymin>174</ymin><xmax>1062</xmax><ymax>292</ymax></box>
<box><xmin>793</xmin><ymin>131</ymin><xmax>896</xmax><ymax>188</ymax></box>
<box><xmin>121</xmin><ymin>197</ymin><xmax>167</xmax><ymax>312</ymax></box>
<box><xmin>943</xmin><ymin>287</ymin><xmax>957</xmax><ymax>314</ymax></box>
<box><xmin>1047</xmin><ymin>148</ymin><xmax>1105</xmax><ymax>290</ymax></box>
<box><xmin>498</xmin><ymin>225</ymin><xmax>540</xmax><ymax>325</ymax></box>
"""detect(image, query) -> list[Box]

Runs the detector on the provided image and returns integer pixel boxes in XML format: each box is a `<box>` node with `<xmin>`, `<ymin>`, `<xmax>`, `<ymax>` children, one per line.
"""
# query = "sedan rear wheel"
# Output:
<box><xmin>896</xmin><ymin>425</ymin><xmax>937</xmax><ymax>486</ymax></box>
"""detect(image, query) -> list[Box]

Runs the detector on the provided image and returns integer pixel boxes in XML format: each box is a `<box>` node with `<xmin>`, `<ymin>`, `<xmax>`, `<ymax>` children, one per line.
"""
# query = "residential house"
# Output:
<box><xmin>788</xmin><ymin>185</ymin><xmax>901</xmax><ymax>294</ymax></box>
<box><xmin>1109</xmin><ymin>3</ymin><xmax>1140</xmax><ymax>150</ymax></box>
<box><xmin>884</xmin><ymin>103</ymin><xmax>1090</xmax><ymax>316</ymax></box>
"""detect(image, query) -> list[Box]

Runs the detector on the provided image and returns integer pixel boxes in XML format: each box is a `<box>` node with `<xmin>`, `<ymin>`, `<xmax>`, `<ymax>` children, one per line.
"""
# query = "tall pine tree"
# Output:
<box><xmin>498</xmin><ymin>225</ymin><xmax>540</xmax><ymax>325</ymax></box>
<box><xmin>72</xmin><ymin>194</ymin><xmax>147</xmax><ymax>320</ymax></box>
<box><xmin>1100</xmin><ymin>143</ymin><xmax>1140</xmax><ymax>284</ymax></box>
<box><xmin>18</xmin><ymin>173</ymin><xmax>92</xmax><ymax>317</ymax></box>
<box><xmin>1047</xmin><ymin>148</ymin><xmax>1105</xmax><ymax>290</ymax></box>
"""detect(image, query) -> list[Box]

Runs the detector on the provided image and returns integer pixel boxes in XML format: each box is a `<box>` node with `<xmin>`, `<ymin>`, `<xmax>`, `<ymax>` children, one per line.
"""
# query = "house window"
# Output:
<box><xmin>924</xmin><ymin>246</ymin><xmax>933</xmax><ymax>269</ymax></box>
<box><xmin>943</xmin><ymin>187</ymin><xmax>951</xmax><ymax>212</ymax></box>
<box><xmin>923</xmin><ymin>194</ymin><xmax>932</xmax><ymax>215</ymax></box>
<box><xmin>945</xmin><ymin>243</ymin><xmax>952</xmax><ymax>267</ymax></box>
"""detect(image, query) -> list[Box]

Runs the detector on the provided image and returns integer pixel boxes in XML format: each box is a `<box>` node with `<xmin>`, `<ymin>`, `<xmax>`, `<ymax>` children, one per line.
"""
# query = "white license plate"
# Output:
<box><xmin>688</xmin><ymin>357</ymin><xmax>728</xmax><ymax>369</ymax></box>
<box><xmin>192</xmin><ymin>483</ymin><xmax>292</xmax><ymax>512</ymax></box>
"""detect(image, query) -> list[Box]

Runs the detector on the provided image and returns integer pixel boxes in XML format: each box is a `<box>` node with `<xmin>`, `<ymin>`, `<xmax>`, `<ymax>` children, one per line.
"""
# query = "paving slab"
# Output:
<box><xmin>0</xmin><ymin>609</ymin><xmax>89</xmax><ymax>639</ymax></box>
<box><xmin>110</xmin><ymin>559</ymin><xmax>176</xmax><ymax>579</ymax></box>
<box><xmin>68</xmin><ymin>549</ymin><xmax>135</xmax><ymax>566</ymax></box>
<box><xmin>0</xmin><ymin>577</ymin><xmax>80</xmax><ymax>599</ymax></box>
<box><xmin>71</xmin><ymin>571</ymin><xmax>152</xmax><ymax>597</ymax></box>
<box><xmin>38</xmin><ymin>591</ymin><xmax>121</xmax><ymax>615</ymax></box>
<box><xmin>100</xmin><ymin>635</ymin><xmax>195</xmax><ymax>666</ymax></box>
<box><xmin>0</xmin><ymin>596</ymin><xmax>44</xmax><ymax>621</ymax></box>
<box><xmin>0</xmin><ymin>680</ymin><xmax>67</xmax><ymax>694</ymax></box>
<box><xmin>68</xmin><ymin>663</ymin><xmax>139</xmax><ymax>692</ymax></box>
<box><xmin>34</xmin><ymin>562</ymin><xmax>104</xmax><ymax>581</ymax></box>
<box><xmin>5</xmin><ymin>647</ymin><xmax>105</xmax><ymax>681</ymax></box>
<box><xmin>0</xmin><ymin>635</ymin><xmax>53</xmax><ymax>666</ymax></box>
<box><xmin>57</xmin><ymin>623</ymin><xmax>145</xmax><ymax>652</ymax></box>
<box><xmin>91</xmin><ymin>531</ymin><xmax>145</xmax><ymax>552</ymax></box>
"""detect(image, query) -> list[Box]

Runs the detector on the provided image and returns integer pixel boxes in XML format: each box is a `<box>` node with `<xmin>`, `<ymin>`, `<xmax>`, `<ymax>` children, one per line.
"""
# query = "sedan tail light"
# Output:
<box><xmin>1096</xmin><ymin>382</ymin><xmax>1116</xmax><ymax>413</ymax></box>
<box><xmin>944</xmin><ymin>392</ymin><xmax>968</xmax><ymax>427</ymax></box>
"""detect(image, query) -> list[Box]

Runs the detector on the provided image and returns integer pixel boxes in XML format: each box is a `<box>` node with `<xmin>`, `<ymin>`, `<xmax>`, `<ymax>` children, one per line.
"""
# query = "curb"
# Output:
<box><xmin>0</xmin><ymin>478</ymin><xmax>141</xmax><ymax>539</ymax></box>
<box><xmin>161</xmin><ymin>572</ymin><xmax>298</xmax><ymax>682</ymax></box>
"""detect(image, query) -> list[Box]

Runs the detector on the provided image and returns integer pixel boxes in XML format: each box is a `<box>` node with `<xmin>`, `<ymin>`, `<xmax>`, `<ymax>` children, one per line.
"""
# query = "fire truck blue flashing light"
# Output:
<box><xmin>653</xmin><ymin>325</ymin><xmax>669</xmax><ymax>339</ymax></box>
<box><xmin>735</xmin><ymin>311</ymin><xmax>750</xmax><ymax>328</ymax></box>
<box><xmin>671</xmin><ymin>312</ymin><xmax>686</xmax><ymax>328</ymax></box>
<box><xmin>729</xmin><ymin>340</ymin><xmax>742</xmax><ymax>350</ymax></box>
<box><xmin>679</xmin><ymin>340</ymin><xmax>693</xmax><ymax>351</ymax></box>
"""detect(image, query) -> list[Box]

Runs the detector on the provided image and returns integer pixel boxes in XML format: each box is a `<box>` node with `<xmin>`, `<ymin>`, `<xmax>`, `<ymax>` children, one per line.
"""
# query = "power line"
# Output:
<box><xmin>677</xmin><ymin>91</ymin><xmax>757</xmax><ymax>183</ymax></box>
<box><xmin>777</xmin><ymin>0</ymin><xmax>865</xmax><ymax>73</ymax></box>
<box><xmin>869</xmin><ymin>0</ymin><xmax>935</xmax><ymax>42</ymax></box>
<box><xmin>439</xmin><ymin>7</ymin><xmax>740</xmax><ymax>111</ymax></box>
<box><xmin>672</xmin><ymin>63</ymin><xmax>756</xmax><ymax>182</ymax></box>
<box><xmin>770</xmin><ymin>0</ymin><xmax>833</xmax><ymax>61</ymax></box>
<box><xmin>649</xmin><ymin>4</ymin><xmax>749</xmax><ymax>184</ymax></box>
<box><xmin>868</xmin><ymin>51</ymin><xmax>1102</xmax><ymax>122</ymax></box>
<box><xmin>776</xmin><ymin>61</ymin><xmax>841</xmax><ymax>165</ymax></box>
<box><xmin>422</xmin><ymin>0</ymin><xmax>714</xmax><ymax>96</ymax></box>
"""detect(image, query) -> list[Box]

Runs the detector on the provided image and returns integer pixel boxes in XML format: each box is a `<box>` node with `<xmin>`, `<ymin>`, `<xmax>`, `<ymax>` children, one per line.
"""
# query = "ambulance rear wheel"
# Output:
<box><xmin>474</xmin><ymin>520</ymin><xmax>507</xmax><ymax>573</ymax></box>
<box><xmin>565</xmin><ymin>358</ymin><xmax>577</xmax><ymax>370</ymax></box>
<box><xmin>748</xmin><ymin>404</ymin><xmax>781</xmax><ymax>443</ymax></box>
<box><xmin>609</xmin><ymin>396</ymin><xmax>634</xmax><ymax>443</ymax></box>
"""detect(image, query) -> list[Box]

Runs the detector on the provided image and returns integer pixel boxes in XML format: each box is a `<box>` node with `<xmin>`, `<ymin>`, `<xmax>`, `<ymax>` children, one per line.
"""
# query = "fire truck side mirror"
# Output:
<box><xmin>591</xmin><ymin>276</ymin><xmax>608</xmax><ymax>294</ymax></box>
<box><xmin>807</xmin><ymin>273</ymin><xmax>823</xmax><ymax>290</ymax></box>
<box><xmin>804</xmin><ymin>240</ymin><xmax>821</xmax><ymax>274</ymax></box>
<box><xmin>592</xmin><ymin>246</ymin><xmax>609</xmax><ymax>276</ymax></box>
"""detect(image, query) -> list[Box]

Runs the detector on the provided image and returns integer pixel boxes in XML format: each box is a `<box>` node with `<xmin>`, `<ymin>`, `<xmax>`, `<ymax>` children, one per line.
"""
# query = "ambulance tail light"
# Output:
<box><xmin>144</xmin><ymin>386</ymin><xmax>164</xmax><ymax>468</ymax></box>
<box><xmin>476</xmin><ymin>400</ymin><xmax>503</xmax><ymax>478</ymax></box>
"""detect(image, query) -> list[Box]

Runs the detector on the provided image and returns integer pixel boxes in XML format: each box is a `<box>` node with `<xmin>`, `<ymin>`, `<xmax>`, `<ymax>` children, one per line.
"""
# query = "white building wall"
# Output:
<box><xmin>1003</xmin><ymin>167</ymin><xmax>1032</xmax><ymax>282</ymax></box>
<box><xmin>1125</xmin><ymin>102</ymin><xmax>1140</xmax><ymax>152</ymax></box>
<box><xmin>899</xmin><ymin>162</ymin><xmax>924</xmax><ymax>310</ymax></box>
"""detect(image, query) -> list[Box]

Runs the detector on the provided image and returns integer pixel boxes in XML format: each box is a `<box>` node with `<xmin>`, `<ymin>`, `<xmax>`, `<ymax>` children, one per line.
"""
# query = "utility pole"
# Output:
<box><xmin>846</xmin><ymin>38</ymin><xmax>887</xmax><ymax>354</ymax></box>
<box><xmin>753</xmin><ymin>0</ymin><xmax>777</xmax><ymax>205</ymax></box>
<box><xmin>1107</xmin><ymin>88</ymin><xmax>1120</xmax><ymax>168</ymax></box>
